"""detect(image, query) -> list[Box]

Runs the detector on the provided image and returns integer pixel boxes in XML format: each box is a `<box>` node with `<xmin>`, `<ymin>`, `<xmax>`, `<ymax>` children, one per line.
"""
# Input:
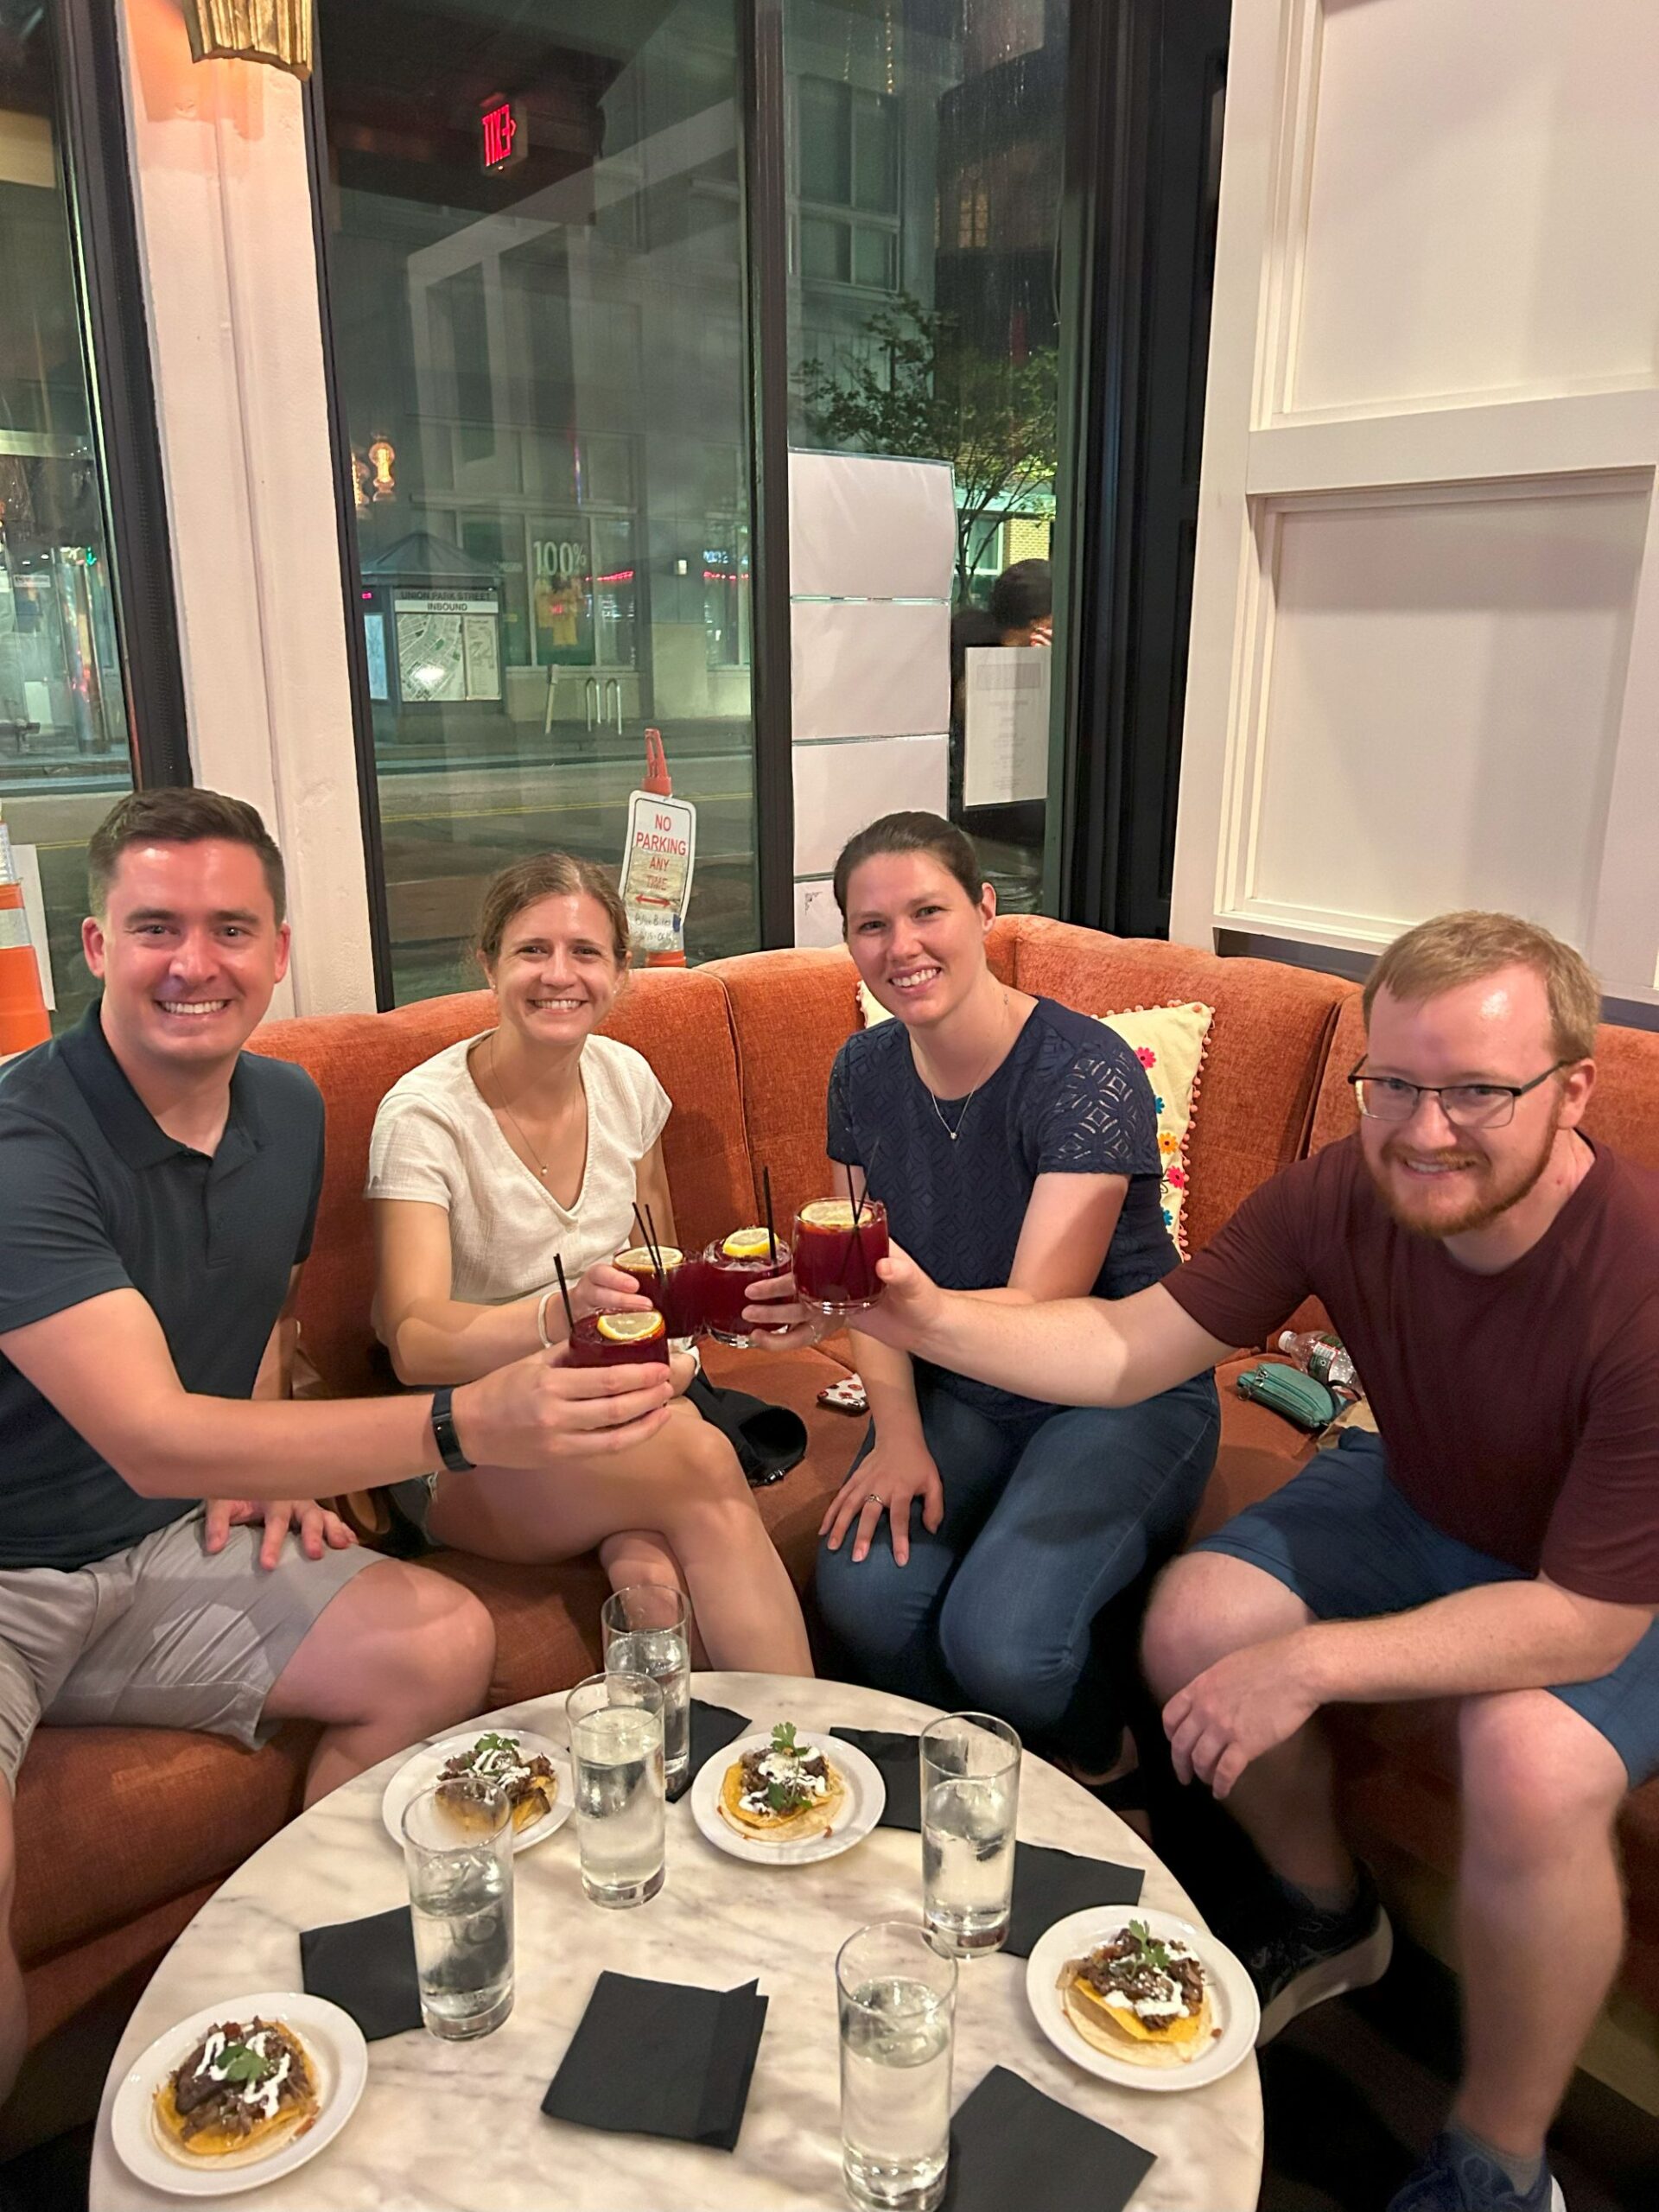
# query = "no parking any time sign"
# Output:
<box><xmin>620</xmin><ymin>788</ymin><xmax>697</xmax><ymax>960</ymax></box>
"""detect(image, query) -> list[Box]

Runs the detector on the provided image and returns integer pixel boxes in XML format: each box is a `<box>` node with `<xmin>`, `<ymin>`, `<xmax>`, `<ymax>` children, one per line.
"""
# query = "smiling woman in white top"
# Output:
<box><xmin>365</xmin><ymin>853</ymin><xmax>812</xmax><ymax>1675</ymax></box>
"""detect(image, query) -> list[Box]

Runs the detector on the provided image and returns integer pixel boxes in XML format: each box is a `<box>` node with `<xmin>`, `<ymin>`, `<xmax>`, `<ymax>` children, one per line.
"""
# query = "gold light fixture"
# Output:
<box><xmin>183</xmin><ymin>1</ymin><xmax>313</xmax><ymax>80</ymax></box>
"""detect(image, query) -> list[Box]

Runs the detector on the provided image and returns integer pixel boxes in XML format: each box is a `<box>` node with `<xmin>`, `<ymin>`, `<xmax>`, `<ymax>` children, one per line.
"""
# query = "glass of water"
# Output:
<box><xmin>601</xmin><ymin>1584</ymin><xmax>691</xmax><ymax>1796</ymax></box>
<box><xmin>919</xmin><ymin>1712</ymin><xmax>1021</xmax><ymax>1958</ymax></box>
<box><xmin>400</xmin><ymin>1783</ymin><xmax>515</xmax><ymax>2039</ymax></box>
<box><xmin>836</xmin><ymin>1920</ymin><xmax>957</xmax><ymax>2212</ymax></box>
<box><xmin>567</xmin><ymin>1669</ymin><xmax>666</xmax><ymax>1907</ymax></box>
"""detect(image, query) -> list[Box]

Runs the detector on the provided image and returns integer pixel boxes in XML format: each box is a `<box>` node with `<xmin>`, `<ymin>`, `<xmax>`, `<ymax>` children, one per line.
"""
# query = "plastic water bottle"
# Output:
<box><xmin>1278</xmin><ymin>1330</ymin><xmax>1360</xmax><ymax>1399</ymax></box>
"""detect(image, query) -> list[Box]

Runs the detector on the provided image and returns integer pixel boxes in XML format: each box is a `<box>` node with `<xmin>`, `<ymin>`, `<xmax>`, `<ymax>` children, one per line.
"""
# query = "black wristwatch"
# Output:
<box><xmin>429</xmin><ymin>1385</ymin><xmax>474</xmax><ymax>1473</ymax></box>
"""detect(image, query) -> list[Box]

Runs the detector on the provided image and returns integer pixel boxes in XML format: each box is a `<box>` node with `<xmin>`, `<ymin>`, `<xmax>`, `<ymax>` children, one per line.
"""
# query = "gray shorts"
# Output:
<box><xmin>0</xmin><ymin>1507</ymin><xmax>383</xmax><ymax>1788</ymax></box>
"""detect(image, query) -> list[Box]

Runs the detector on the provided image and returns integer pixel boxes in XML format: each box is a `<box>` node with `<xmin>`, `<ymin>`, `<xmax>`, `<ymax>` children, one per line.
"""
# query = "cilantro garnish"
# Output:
<box><xmin>770</xmin><ymin>1721</ymin><xmax>799</xmax><ymax>1757</ymax></box>
<box><xmin>217</xmin><ymin>2038</ymin><xmax>277</xmax><ymax>2086</ymax></box>
<box><xmin>1126</xmin><ymin>1920</ymin><xmax>1173</xmax><ymax>1973</ymax></box>
<box><xmin>472</xmin><ymin>1732</ymin><xmax>518</xmax><ymax>1758</ymax></box>
<box><xmin>766</xmin><ymin>1778</ymin><xmax>810</xmax><ymax>1813</ymax></box>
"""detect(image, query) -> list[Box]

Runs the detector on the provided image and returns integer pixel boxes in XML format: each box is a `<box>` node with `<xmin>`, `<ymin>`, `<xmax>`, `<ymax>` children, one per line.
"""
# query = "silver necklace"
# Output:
<box><xmin>489</xmin><ymin>1033</ymin><xmax>556</xmax><ymax>1181</ymax></box>
<box><xmin>924</xmin><ymin>992</ymin><xmax>1014</xmax><ymax>1144</ymax></box>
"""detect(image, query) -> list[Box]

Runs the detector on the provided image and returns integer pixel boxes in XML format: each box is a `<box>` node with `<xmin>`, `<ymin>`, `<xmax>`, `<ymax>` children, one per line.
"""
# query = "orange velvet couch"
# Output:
<box><xmin>11</xmin><ymin>915</ymin><xmax>1658</xmax><ymax>2095</ymax></box>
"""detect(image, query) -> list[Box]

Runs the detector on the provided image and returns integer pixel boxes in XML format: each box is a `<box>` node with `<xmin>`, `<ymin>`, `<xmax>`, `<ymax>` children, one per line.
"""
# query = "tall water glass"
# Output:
<box><xmin>836</xmin><ymin>1921</ymin><xmax>957</xmax><ymax>2212</ymax></box>
<box><xmin>919</xmin><ymin>1713</ymin><xmax>1020</xmax><ymax>1957</ymax></box>
<box><xmin>567</xmin><ymin>1669</ymin><xmax>666</xmax><ymax>1906</ymax></box>
<box><xmin>601</xmin><ymin>1584</ymin><xmax>691</xmax><ymax>1796</ymax></box>
<box><xmin>400</xmin><ymin>1783</ymin><xmax>515</xmax><ymax>2039</ymax></box>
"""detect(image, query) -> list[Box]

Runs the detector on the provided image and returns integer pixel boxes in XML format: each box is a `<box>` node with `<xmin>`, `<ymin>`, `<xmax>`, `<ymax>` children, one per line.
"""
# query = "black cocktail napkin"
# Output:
<box><xmin>830</xmin><ymin>1726</ymin><xmax>922</xmax><ymax>1832</ymax></box>
<box><xmin>543</xmin><ymin>1971</ymin><xmax>767</xmax><ymax>2151</ymax></box>
<box><xmin>684</xmin><ymin>1697</ymin><xmax>751</xmax><ymax>1787</ymax></box>
<box><xmin>944</xmin><ymin>2065</ymin><xmax>1154</xmax><ymax>2212</ymax></box>
<box><xmin>1002</xmin><ymin>1842</ymin><xmax>1144</xmax><ymax>1960</ymax></box>
<box><xmin>300</xmin><ymin>1904</ymin><xmax>423</xmax><ymax>2041</ymax></box>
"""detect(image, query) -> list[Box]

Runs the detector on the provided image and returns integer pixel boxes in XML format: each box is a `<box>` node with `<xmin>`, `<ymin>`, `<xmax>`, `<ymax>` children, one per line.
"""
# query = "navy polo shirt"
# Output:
<box><xmin>0</xmin><ymin>1001</ymin><xmax>325</xmax><ymax>1570</ymax></box>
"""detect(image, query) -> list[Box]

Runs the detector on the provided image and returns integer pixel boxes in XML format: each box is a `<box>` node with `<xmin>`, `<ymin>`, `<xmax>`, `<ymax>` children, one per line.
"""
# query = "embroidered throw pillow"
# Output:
<box><xmin>1092</xmin><ymin>1001</ymin><xmax>1213</xmax><ymax>1258</ymax></box>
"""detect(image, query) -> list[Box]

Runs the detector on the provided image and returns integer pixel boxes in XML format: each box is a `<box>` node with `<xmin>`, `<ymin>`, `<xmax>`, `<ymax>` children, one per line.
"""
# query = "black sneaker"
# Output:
<box><xmin>1385</xmin><ymin>2133</ymin><xmax>1565</xmax><ymax>2211</ymax></box>
<box><xmin>1248</xmin><ymin>1867</ymin><xmax>1394</xmax><ymax>2043</ymax></box>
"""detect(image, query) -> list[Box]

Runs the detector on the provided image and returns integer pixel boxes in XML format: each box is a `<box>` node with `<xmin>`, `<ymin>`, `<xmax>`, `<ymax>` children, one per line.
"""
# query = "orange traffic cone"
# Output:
<box><xmin>0</xmin><ymin>807</ymin><xmax>50</xmax><ymax>1056</ymax></box>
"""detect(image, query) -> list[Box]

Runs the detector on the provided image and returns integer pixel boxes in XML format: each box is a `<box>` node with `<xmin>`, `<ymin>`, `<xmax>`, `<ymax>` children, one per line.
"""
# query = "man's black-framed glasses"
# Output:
<box><xmin>1347</xmin><ymin>1059</ymin><xmax>1572</xmax><ymax>1129</ymax></box>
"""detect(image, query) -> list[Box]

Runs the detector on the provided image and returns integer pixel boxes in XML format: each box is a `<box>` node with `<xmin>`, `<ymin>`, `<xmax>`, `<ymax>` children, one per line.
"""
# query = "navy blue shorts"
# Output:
<box><xmin>1192</xmin><ymin>1430</ymin><xmax>1659</xmax><ymax>1785</ymax></box>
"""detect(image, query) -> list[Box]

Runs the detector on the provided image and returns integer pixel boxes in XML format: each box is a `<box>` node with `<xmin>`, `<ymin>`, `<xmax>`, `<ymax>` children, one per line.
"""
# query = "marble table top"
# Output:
<box><xmin>91</xmin><ymin>1673</ymin><xmax>1262</xmax><ymax>2211</ymax></box>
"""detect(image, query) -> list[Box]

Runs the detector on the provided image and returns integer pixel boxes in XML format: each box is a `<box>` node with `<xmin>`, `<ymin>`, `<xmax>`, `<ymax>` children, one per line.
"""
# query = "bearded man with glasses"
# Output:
<box><xmin>852</xmin><ymin>909</ymin><xmax>1658</xmax><ymax>2212</ymax></box>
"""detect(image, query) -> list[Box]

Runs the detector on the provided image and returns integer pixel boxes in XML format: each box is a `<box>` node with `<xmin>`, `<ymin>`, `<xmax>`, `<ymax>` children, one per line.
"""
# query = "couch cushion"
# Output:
<box><xmin>251</xmin><ymin>969</ymin><xmax>753</xmax><ymax>1395</ymax></box>
<box><xmin>1001</xmin><ymin>918</ymin><xmax>1355</xmax><ymax>1251</ymax></box>
<box><xmin>12</xmin><ymin>1723</ymin><xmax>314</xmax><ymax>1967</ymax></box>
<box><xmin>425</xmin><ymin>1339</ymin><xmax>856</xmax><ymax>1707</ymax></box>
<box><xmin>704</xmin><ymin>924</ymin><xmax>1020</xmax><ymax>1228</ymax></box>
<box><xmin>1193</xmin><ymin>1355</ymin><xmax>1319</xmax><ymax>1540</ymax></box>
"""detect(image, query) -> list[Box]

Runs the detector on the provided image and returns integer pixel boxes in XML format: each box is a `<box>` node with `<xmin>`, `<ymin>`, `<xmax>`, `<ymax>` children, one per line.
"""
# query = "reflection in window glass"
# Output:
<box><xmin>318</xmin><ymin>0</ymin><xmax>760</xmax><ymax>1003</ymax></box>
<box><xmin>0</xmin><ymin>17</ymin><xmax>137</xmax><ymax>1031</ymax></box>
<box><xmin>788</xmin><ymin>1</ymin><xmax>1066</xmax><ymax>914</ymax></box>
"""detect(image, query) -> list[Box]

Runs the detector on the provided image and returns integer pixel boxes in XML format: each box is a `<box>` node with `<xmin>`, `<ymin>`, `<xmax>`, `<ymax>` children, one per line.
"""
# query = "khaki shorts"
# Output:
<box><xmin>0</xmin><ymin>1508</ymin><xmax>383</xmax><ymax>1788</ymax></box>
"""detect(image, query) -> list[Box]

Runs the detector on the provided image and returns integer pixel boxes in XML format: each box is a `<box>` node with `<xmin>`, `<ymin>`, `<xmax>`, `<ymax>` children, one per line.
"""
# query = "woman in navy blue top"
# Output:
<box><xmin>770</xmin><ymin>813</ymin><xmax>1218</xmax><ymax>1769</ymax></box>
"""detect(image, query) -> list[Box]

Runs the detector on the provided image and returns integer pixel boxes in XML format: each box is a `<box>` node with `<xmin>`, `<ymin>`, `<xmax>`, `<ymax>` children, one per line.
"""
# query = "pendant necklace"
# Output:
<box><xmin>490</xmin><ymin>1033</ymin><xmax>555</xmax><ymax>1182</ymax></box>
<box><xmin>925</xmin><ymin>991</ymin><xmax>1014</xmax><ymax>1144</ymax></box>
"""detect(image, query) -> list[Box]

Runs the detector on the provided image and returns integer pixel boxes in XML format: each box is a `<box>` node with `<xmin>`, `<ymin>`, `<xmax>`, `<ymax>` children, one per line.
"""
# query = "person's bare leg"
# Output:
<box><xmin>1453</xmin><ymin>1688</ymin><xmax>1628</xmax><ymax>2162</ymax></box>
<box><xmin>429</xmin><ymin>1401</ymin><xmax>812</xmax><ymax>1675</ymax></box>
<box><xmin>1141</xmin><ymin>1551</ymin><xmax>1351</xmax><ymax>1894</ymax></box>
<box><xmin>264</xmin><ymin>1560</ymin><xmax>496</xmax><ymax>1804</ymax></box>
<box><xmin>598</xmin><ymin>1527</ymin><xmax>685</xmax><ymax>1597</ymax></box>
<box><xmin>0</xmin><ymin>1785</ymin><xmax>22</xmax><ymax>2106</ymax></box>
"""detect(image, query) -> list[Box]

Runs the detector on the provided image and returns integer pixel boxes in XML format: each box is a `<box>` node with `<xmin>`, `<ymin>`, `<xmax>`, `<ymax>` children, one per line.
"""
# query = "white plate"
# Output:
<box><xmin>380</xmin><ymin>1729</ymin><xmax>572</xmax><ymax>1853</ymax></box>
<box><xmin>1026</xmin><ymin>1905</ymin><xmax>1260</xmax><ymax>2094</ymax></box>
<box><xmin>689</xmin><ymin>1729</ymin><xmax>886</xmax><ymax>1866</ymax></box>
<box><xmin>110</xmin><ymin>1990</ymin><xmax>367</xmax><ymax>2196</ymax></box>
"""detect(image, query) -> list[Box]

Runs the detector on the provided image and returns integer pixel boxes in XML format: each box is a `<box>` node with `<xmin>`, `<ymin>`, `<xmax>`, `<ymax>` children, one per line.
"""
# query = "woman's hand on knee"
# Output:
<box><xmin>821</xmin><ymin>1436</ymin><xmax>944</xmax><ymax>1567</ymax></box>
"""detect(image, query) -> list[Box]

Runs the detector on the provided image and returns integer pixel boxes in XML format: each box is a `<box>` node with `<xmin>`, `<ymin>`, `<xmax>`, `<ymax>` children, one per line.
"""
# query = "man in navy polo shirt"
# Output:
<box><xmin>0</xmin><ymin>788</ymin><xmax>675</xmax><ymax>2097</ymax></box>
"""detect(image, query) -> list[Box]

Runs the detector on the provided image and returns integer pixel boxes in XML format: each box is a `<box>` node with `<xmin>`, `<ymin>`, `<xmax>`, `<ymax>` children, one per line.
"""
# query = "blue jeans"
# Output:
<box><xmin>814</xmin><ymin>1373</ymin><xmax>1220</xmax><ymax>1761</ymax></box>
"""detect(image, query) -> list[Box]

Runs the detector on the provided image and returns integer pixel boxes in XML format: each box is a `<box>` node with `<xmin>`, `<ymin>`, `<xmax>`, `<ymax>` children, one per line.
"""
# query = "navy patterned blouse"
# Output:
<box><xmin>826</xmin><ymin>998</ymin><xmax>1178</xmax><ymax>1421</ymax></box>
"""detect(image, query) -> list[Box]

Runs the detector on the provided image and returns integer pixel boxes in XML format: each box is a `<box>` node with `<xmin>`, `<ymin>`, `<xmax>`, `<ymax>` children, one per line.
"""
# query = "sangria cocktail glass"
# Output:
<box><xmin>792</xmin><ymin>1198</ymin><xmax>889</xmax><ymax>1313</ymax></box>
<box><xmin>613</xmin><ymin>1243</ymin><xmax>705</xmax><ymax>1338</ymax></box>
<box><xmin>701</xmin><ymin>1227</ymin><xmax>785</xmax><ymax>1348</ymax></box>
<box><xmin>565</xmin><ymin>1310</ymin><xmax>671</xmax><ymax>1369</ymax></box>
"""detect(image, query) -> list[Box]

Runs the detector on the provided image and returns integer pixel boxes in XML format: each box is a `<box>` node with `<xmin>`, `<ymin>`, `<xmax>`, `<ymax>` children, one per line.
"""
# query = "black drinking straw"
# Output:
<box><xmin>761</xmin><ymin>1166</ymin><xmax>778</xmax><ymax>1268</ymax></box>
<box><xmin>848</xmin><ymin>1159</ymin><xmax>868</xmax><ymax>1233</ymax></box>
<box><xmin>632</xmin><ymin>1201</ymin><xmax>664</xmax><ymax>1281</ymax></box>
<box><xmin>552</xmin><ymin>1252</ymin><xmax>576</xmax><ymax>1337</ymax></box>
<box><xmin>644</xmin><ymin>1204</ymin><xmax>668</xmax><ymax>1279</ymax></box>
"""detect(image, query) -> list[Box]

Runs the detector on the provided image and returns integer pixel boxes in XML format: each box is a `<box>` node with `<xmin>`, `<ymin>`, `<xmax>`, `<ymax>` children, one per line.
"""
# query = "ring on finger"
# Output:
<box><xmin>865</xmin><ymin>1492</ymin><xmax>883</xmax><ymax>1509</ymax></box>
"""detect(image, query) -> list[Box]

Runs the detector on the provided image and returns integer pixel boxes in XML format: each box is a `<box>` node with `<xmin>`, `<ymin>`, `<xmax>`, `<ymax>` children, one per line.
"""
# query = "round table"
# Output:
<box><xmin>91</xmin><ymin>1674</ymin><xmax>1263</xmax><ymax>2210</ymax></box>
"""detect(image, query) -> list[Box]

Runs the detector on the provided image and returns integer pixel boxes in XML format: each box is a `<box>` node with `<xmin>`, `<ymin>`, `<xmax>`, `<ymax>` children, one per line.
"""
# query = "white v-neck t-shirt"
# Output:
<box><xmin>365</xmin><ymin>1031</ymin><xmax>671</xmax><ymax>1306</ymax></box>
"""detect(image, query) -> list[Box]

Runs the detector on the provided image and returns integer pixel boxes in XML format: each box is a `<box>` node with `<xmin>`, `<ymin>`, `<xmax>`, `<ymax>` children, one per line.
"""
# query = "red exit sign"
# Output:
<box><xmin>480</xmin><ymin>95</ymin><xmax>526</xmax><ymax>174</ymax></box>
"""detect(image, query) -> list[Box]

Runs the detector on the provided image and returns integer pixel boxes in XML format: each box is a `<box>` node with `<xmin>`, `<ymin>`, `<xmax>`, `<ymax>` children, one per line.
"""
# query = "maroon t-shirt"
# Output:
<box><xmin>1163</xmin><ymin>1135</ymin><xmax>1659</xmax><ymax>1605</ymax></box>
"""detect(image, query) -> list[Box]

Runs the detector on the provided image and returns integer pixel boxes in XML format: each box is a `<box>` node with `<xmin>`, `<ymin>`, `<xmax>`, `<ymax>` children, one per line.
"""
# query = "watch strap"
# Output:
<box><xmin>429</xmin><ymin>1385</ymin><xmax>474</xmax><ymax>1473</ymax></box>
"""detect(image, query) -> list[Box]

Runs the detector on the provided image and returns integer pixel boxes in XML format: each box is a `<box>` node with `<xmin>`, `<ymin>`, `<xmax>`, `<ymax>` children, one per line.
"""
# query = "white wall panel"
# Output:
<box><xmin>791</xmin><ymin>601</ymin><xmax>950</xmax><ymax>742</ymax></box>
<box><xmin>792</xmin><ymin>735</ymin><xmax>949</xmax><ymax>878</ymax></box>
<box><xmin>1289</xmin><ymin>0</ymin><xmax>1659</xmax><ymax>416</ymax></box>
<box><xmin>789</xmin><ymin>452</ymin><xmax>957</xmax><ymax>601</ymax></box>
<box><xmin>1243</xmin><ymin>484</ymin><xmax>1645</xmax><ymax>940</ymax></box>
<box><xmin>1174</xmin><ymin>0</ymin><xmax>1659</xmax><ymax>1003</ymax></box>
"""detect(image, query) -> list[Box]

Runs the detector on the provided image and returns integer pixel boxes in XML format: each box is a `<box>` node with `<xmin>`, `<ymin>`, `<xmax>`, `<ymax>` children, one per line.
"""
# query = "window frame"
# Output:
<box><xmin>47</xmin><ymin>0</ymin><xmax>190</xmax><ymax>786</ymax></box>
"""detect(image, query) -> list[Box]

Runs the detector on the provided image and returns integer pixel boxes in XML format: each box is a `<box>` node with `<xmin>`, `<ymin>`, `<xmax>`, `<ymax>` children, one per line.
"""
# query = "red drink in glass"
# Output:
<box><xmin>792</xmin><ymin>1198</ymin><xmax>889</xmax><ymax>1313</ymax></box>
<box><xmin>701</xmin><ymin>1227</ymin><xmax>785</xmax><ymax>1348</ymax></box>
<box><xmin>614</xmin><ymin>1243</ymin><xmax>704</xmax><ymax>1338</ymax></box>
<box><xmin>565</xmin><ymin>1311</ymin><xmax>671</xmax><ymax>1368</ymax></box>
